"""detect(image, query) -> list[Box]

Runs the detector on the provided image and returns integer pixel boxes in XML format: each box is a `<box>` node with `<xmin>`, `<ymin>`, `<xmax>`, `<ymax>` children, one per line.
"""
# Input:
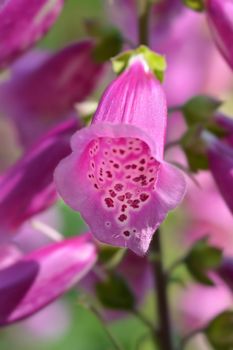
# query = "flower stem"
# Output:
<box><xmin>89</xmin><ymin>304</ymin><xmax>123</xmax><ymax>350</ymax></box>
<box><xmin>137</xmin><ymin>0</ymin><xmax>152</xmax><ymax>46</ymax></box>
<box><xmin>150</xmin><ymin>229</ymin><xmax>175</xmax><ymax>350</ymax></box>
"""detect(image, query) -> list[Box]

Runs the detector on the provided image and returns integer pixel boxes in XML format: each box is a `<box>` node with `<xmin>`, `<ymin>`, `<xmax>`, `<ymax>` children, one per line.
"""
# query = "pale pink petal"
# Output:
<box><xmin>55</xmin><ymin>124</ymin><xmax>186</xmax><ymax>255</ymax></box>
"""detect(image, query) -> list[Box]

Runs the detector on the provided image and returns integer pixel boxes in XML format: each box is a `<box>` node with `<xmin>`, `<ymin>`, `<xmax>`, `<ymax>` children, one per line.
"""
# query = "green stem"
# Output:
<box><xmin>137</xmin><ymin>0</ymin><xmax>152</xmax><ymax>46</ymax></box>
<box><xmin>151</xmin><ymin>230</ymin><xmax>176</xmax><ymax>350</ymax></box>
<box><xmin>132</xmin><ymin>309</ymin><xmax>159</xmax><ymax>348</ymax></box>
<box><xmin>90</xmin><ymin>305</ymin><xmax>123</xmax><ymax>350</ymax></box>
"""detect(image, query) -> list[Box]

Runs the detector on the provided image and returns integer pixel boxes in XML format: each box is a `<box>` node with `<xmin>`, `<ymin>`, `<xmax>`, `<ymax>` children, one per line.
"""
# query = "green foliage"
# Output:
<box><xmin>96</xmin><ymin>272</ymin><xmax>135</xmax><ymax>310</ymax></box>
<box><xmin>112</xmin><ymin>45</ymin><xmax>166</xmax><ymax>82</ymax></box>
<box><xmin>182</xmin><ymin>95</ymin><xmax>222</xmax><ymax>126</ymax></box>
<box><xmin>85</xmin><ymin>20</ymin><xmax>123</xmax><ymax>62</ymax></box>
<box><xmin>182</xmin><ymin>0</ymin><xmax>205</xmax><ymax>12</ymax></box>
<box><xmin>205</xmin><ymin>311</ymin><xmax>233</xmax><ymax>349</ymax></box>
<box><xmin>181</xmin><ymin>126</ymin><xmax>209</xmax><ymax>172</ymax></box>
<box><xmin>185</xmin><ymin>237</ymin><xmax>223</xmax><ymax>285</ymax></box>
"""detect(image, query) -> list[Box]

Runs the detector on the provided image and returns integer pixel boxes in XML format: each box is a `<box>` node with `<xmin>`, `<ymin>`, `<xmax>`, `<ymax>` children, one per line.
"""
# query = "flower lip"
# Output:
<box><xmin>55</xmin><ymin>122</ymin><xmax>186</xmax><ymax>255</ymax></box>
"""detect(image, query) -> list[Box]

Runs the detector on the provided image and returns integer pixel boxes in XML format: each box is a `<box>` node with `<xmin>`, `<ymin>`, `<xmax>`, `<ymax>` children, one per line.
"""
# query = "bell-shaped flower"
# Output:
<box><xmin>0</xmin><ymin>233</ymin><xmax>97</xmax><ymax>326</ymax></box>
<box><xmin>55</xmin><ymin>57</ymin><xmax>186</xmax><ymax>255</ymax></box>
<box><xmin>203</xmin><ymin>132</ymin><xmax>233</xmax><ymax>215</ymax></box>
<box><xmin>0</xmin><ymin>41</ymin><xmax>103</xmax><ymax>148</ymax></box>
<box><xmin>206</xmin><ymin>0</ymin><xmax>233</xmax><ymax>70</ymax></box>
<box><xmin>0</xmin><ymin>0</ymin><xmax>64</xmax><ymax>70</ymax></box>
<box><xmin>0</xmin><ymin>119</ymin><xmax>78</xmax><ymax>241</ymax></box>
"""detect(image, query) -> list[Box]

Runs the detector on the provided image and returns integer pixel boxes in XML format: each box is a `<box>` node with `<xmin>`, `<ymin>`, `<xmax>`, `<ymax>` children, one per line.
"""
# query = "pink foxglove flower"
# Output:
<box><xmin>203</xmin><ymin>132</ymin><xmax>233</xmax><ymax>215</ymax></box>
<box><xmin>0</xmin><ymin>119</ymin><xmax>78</xmax><ymax>240</ymax></box>
<box><xmin>0</xmin><ymin>233</ymin><xmax>96</xmax><ymax>326</ymax></box>
<box><xmin>0</xmin><ymin>0</ymin><xmax>64</xmax><ymax>70</ymax></box>
<box><xmin>55</xmin><ymin>57</ymin><xmax>186</xmax><ymax>255</ymax></box>
<box><xmin>0</xmin><ymin>41</ymin><xmax>103</xmax><ymax>148</ymax></box>
<box><xmin>206</xmin><ymin>0</ymin><xmax>233</xmax><ymax>70</ymax></box>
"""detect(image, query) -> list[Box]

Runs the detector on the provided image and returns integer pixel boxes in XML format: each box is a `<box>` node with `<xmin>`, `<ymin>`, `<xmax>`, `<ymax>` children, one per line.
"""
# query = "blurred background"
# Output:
<box><xmin>0</xmin><ymin>0</ymin><xmax>233</xmax><ymax>349</ymax></box>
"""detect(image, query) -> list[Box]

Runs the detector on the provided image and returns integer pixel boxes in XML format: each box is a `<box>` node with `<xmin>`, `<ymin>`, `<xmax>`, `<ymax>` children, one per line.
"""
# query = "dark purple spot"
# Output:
<box><xmin>114</xmin><ymin>183</ymin><xmax>123</xmax><ymax>191</ymax></box>
<box><xmin>117</xmin><ymin>195</ymin><xmax>125</xmax><ymax>202</ymax></box>
<box><xmin>123</xmin><ymin>230</ymin><xmax>130</xmax><ymax>237</ymax></box>
<box><xmin>105</xmin><ymin>197</ymin><xmax>114</xmax><ymax>208</ymax></box>
<box><xmin>140</xmin><ymin>193</ymin><xmax>149</xmax><ymax>202</ymax></box>
<box><xmin>109</xmin><ymin>189</ymin><xmax>117</xmax><ymax>198</ymax></box>
<box><xmin>118</xmin><ymin>214</ymin><xmax>127</xmax><ymax>222</ymax></box>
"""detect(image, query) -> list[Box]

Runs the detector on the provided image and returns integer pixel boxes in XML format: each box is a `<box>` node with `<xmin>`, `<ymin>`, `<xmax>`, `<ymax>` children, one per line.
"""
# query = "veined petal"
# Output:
<box><xmin>206</xmin><ymin>0</ymin><xmax>233</xmax><ymax>69</ymax></box>
<box><xmin>0</xmin><ymin>41</ymin><xmax>103</xmax><ymax>147</ymax></box>
<box><xmin>0</xmin><ymin>119</ymin><xmax>78</xmax><ymax>240</ymax></box>
<box><xmin>55</xmin><ymin>123</ymin><xmax>186</xmax><ymax>255</ymax></box>
<box><xmin>0</xmin><ymin>0</ymin><xmax>64</xmax><ymax>69</ymax></box>
<box><xmin>0</xmin><ymin>234</ymin><xmax>97</xmax><ymax>326</ymax></box>
<box><xmin>92</xmin><ymin>58</ymin><xmax>167</xmax><ymax>161</ymax></box>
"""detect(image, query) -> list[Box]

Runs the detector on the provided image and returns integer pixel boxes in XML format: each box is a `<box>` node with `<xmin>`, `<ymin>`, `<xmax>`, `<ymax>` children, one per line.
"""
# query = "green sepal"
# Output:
<box><xmin>182</xmin><ymin>0</ymin><xmax>205</xmax><ymax>12</ymax></box>
<box><xmin>112</xmin><ymin>45</ymin><xmax>166</xmax><ymax>82</ymax></box>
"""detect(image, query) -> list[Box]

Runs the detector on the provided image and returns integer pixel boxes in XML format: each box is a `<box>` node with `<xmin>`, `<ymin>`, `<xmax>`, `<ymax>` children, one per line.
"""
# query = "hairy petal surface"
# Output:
<box><xmin>0</xmin><ymin>0</ymin><xmax>64</xmax><ymax>69</ymax></box>
<box><xmin>0</xmin><ymin>234</ymin><xmax>97</xmax><ymax>326</ymax></box>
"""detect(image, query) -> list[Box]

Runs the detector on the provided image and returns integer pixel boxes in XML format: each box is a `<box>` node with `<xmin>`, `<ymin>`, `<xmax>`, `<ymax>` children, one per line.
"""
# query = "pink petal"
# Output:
<box><xmin>206</xmin><ymin>0</ymin><xmax>233</xmax><ymax>70</ymax></box>
<box><xmin>55</xmin><ymin>123</ymin><xmax>186</xmax><ymax>255</ymax></box>
<box><xmin>0</xmin><ymin>0</ymin><xmax>64</xmax><ymax>69</ymax></box>
<box><xmin>0</xmin><ymin>119</ymin><xmax>78</xmax><ymax>240</ymax></box>
<box><xmin>0</xmin><ymin>233</ymin><xmax>97</xmax><ymax>326</ymax></box>
<box><xmin>92</xmin><ymin>58</ymin><xmax>167</xmax><ymax>161</ymax></box>
<box><xmin>0</xmin><ymin>41</ymin><xmax>103</xmax><ymax>147</ymax></box>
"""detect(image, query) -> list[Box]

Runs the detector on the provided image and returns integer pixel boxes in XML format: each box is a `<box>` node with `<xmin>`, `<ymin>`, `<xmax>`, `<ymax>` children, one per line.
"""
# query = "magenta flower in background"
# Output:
<box><xmin>179</xmin><ymin>173</ymin><xmax>233</xmax><ymax>333</ymax></box>
<box><xmin>0</xmin><ymin>233</ymin><xmax>97</xmax><ymax>326</ymax></box>
<box><xmin>55</xmin><ymin>57</ymin><xmax>186</xmax><ymax>255</ymax></box>
<box><xmin>0</xmin><ymin>119</ymin><xmax>78</xmax><ymax>240</ymax></box>
<box><xmin>206</xmin><ymin>0</ymin><xmax>233</xmax><ymax>70</ymax></box>
<box><xmin>0</xmin><ymin>0</ymin><xmax>64</xmax><ymax>70</ymax></box>
<box><xmin>180</xmin><ymin>280</ymin><xmax>233</xmax><ymax>332</ymax></box>
<box><xmin>184</xmin><ymin>172</ymin><xmax>233</xmax><ymax>253</ymax></box>
<box><xmin>217</xmin><ymin>258</ymin><xmax>233</xmax><ymax>292</ymax></box>
<box><xmin>203</xmin><ymin>132</ymin><xmax>233</xmax><ymax>215</ymax></box>
<box><xmin>0</xmin><ymin>40</ymin><xmax>103</xmax><ymax>148</ymax></box>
